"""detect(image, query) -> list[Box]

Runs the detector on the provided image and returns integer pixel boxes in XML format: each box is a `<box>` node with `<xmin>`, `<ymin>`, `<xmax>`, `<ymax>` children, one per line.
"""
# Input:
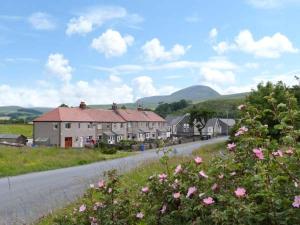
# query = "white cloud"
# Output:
<box><xmin>46</xmin><ymin>53</ymin><xmax>73</xmax><ymax>82</ymax></box>
<box><xmin>132</xmin><ymin>76</ymin><xmax>158</xmax><ymax>97</ymax></box>
<box><xmin>244</xmin><ymin>62</ymin><xmax>260</xmax><ymax>69</ymax></box>
<box><xmin>141</xmin><ymin>38</ymin><xmax>191</xmax><ymax>62</ymax></box>
<box><xmin>246</xmin><ymin>0</ymin><xmax>300</xmax><ymax>8</ymax></box>
<box><xmin>91</xmin><ymin>29</ymin><xmax>134</xmax><ymax>57</ymax></box>
<box><xmin>66</xmin><ymin>6</ymin><xmax>142</xmax><ymax>35</ymax></box>
<box><xmin>213</xmin><ymin>30</ymin><xmax>298</xmax><ymax>58</ymax></box>
<box><xmin>209</xmin><ymin>28</ymin><xmax>218</xmax><ymax>41</ymax></box>
<box><xmin>109</xmin><ymin>74</ymin><xmax>122</xmax><ymax>82</ymax></box>
<box><xmin>200</xmin><ymin>67</ymin><xmax>235</xmax><ymax>84</ymax></box>
<box><xmin>28</xmin><ymin>12</ymin><xmax>56</xmax><ymax>30</ymax></box>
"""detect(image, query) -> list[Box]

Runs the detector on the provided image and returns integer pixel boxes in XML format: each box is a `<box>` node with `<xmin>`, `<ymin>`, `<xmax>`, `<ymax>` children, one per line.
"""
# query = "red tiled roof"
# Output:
<box><xmin>34</xmin><ymin>107</ymin><xmax>165</xmax><ymax>122</ymax></box>
<box><xmin>116</xmin><ymin>109</ymin><xmax>165</xmax><ymax>122</ymax></box>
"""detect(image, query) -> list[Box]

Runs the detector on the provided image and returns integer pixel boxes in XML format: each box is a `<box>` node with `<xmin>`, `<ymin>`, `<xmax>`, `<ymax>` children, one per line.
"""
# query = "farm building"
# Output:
<box><xmin>0</xmin><ymin>134</ymin><xmax>27</xmax><ymax>145</ymax></box>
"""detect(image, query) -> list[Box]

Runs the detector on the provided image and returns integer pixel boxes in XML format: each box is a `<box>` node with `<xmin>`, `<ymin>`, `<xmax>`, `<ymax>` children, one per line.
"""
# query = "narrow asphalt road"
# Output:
<box><xmin>0</xmin><ymin>137</ymin><xmax>226</xmax><ymax>225</ymax></box>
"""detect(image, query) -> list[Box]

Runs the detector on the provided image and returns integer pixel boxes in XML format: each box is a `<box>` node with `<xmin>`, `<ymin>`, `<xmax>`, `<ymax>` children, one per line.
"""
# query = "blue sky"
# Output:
<box><xmin>0</xmin><ymin>0</ymin><xmax>299</xmax><ymax>107</ymax></box>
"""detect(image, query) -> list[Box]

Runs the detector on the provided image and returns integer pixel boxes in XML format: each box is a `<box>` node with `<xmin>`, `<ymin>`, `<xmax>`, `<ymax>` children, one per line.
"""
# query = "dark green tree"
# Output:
<box><xmin>189</xmin><ymin>107</ymin><xmax>215</xmax><ymax>137</ymax></box>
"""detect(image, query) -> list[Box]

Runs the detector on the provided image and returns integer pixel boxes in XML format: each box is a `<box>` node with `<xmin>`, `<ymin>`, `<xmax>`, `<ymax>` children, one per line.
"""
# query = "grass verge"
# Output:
<box><xmin>37</xmin><ymin>141</ymin><xmax>225</xmax><ymax>225</ymax></box>
<box><xmin>0</xmin><ymin>147</ymin><xmax>133</xmax><ymax>177</ymax></box>
<box><xmin>0</xmin><ymin>124</ymin><xmax>33</xmax><ymax>137</ymax></box>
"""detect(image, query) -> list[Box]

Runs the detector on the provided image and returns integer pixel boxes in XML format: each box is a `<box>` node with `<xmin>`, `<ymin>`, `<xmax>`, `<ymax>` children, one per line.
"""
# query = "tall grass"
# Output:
<box><xmin>0</xmin><ymin>146</ymin><xmax>132</xmax><ymax>177</ymax></box>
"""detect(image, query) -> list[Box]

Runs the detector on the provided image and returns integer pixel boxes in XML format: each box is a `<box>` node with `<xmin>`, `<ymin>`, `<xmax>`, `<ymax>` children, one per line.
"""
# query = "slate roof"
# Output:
<box><xmin>219</xmin><ymin>118</ymin><xmax>236</xmax><ymax>126</ymax></box>
<box><xmin>165</xmin><ymin>114</ymin><xmax>188</xmax><ymax>126</ymax></box>
<box><xmin>34</xmin><ymin>107</ymin><xmax>165</xmax><ymax>123</ymax></box>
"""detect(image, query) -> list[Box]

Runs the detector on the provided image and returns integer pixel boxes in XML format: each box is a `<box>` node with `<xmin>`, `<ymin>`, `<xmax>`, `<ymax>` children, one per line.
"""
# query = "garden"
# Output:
<box><xmin>38</xmin><ymin>82</ymin><xmax>300</xmax><ymax>224</ymax></box>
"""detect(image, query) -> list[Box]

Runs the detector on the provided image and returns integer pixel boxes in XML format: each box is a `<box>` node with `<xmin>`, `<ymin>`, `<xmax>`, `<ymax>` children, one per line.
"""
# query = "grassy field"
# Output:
<box><xmin>0</xmin><ymin>124</ymin><xmax>33</xmax><ymax>137</ymax></box>
<box><xmin>37</xmin><ymin>142</ymin><xmax>225</xmax><ymax>225</ymax></box>
<box><xmin>0</xmin><ymin>147</ymin><xmax>133</xmax><ymax>177</ymax></box>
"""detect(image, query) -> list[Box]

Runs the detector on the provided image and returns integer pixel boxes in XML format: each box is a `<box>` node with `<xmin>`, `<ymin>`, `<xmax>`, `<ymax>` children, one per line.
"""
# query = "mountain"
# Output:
<box><xmin>137</xmin><ymin>85</ymin><xmax>221</xmax><ymax>105</ymax></box>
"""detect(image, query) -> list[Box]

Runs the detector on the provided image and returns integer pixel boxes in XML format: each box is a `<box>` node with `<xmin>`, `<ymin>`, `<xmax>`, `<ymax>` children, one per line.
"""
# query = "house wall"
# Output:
<box><xmin>111</xmin><ymin>122</ymin><xmax>127</xmax><ymax>140</ymax></box>
<box><xmin>34</xmin><ymin>122</ymin><xmax>60</xmax><ymax>146</ymax></box>
<box><xmin>60</xmin><ymin>122</ymin><xmax>96</xmax><ymax>148</ymax></box>
<box><xmin>176</xmin><ymin>116</ymin><xmax>194</xmax><ymax>137</ymax></box>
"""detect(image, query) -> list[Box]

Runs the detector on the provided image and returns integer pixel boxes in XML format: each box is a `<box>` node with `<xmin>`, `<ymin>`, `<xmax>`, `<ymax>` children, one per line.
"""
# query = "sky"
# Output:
<box><xmin>0</xmin><ymin>0</ymin><xmax>300</xmax><ymax>107</ymax></box>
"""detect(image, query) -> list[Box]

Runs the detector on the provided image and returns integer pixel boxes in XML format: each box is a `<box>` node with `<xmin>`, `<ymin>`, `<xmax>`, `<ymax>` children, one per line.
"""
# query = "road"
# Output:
<box><xmin>0</xmin><ymin>137</ymin><xmax>226</xmax><ymax>225</ymax></box>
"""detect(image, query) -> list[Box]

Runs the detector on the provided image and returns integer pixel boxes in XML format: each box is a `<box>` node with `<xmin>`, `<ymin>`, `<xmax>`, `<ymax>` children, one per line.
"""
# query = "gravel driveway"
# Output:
<box><xmin>0</xmin><ymin>137</ymin><xmax>226</xmax><ymax>225</ymax></box>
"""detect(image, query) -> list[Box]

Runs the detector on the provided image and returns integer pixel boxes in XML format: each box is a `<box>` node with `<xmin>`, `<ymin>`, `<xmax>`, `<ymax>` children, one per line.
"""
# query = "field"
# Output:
<box><xmin>37</xmin><ymin>142</ymin><xmax>224</xmax><ymax>225</ymax></box>
<box><xmin>0</xmin><ymin>146</ymin><xmax>133</xmax><ymax>177</ymax></box>
<box><xmin>0</xmin><ymin>124</ymin><xmax>33</xmax><ymax>137</ymax></box>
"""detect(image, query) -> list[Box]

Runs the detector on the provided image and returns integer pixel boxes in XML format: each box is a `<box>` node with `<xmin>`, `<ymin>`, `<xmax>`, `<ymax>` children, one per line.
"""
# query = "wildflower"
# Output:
<box><xmin>173</xmin><ymin>192</ymin><xmax>181</xmax><ymax>199</ymax></box>
<box><xmin>90</xmin><ymin>184</ymin><xmax>95</xmax><ymax>189</ymax></box>
<box><xmin>141</xmin><ymin>186</ymin><xmax>149</xmax><ymax>193</ymax></box>
<box><xmin>235</xmin><ymin>187</ymin><xmax>246</xmax><ymax>198</ymax></box>
<box><xmin>211</xmin><ymin>183</ymin><xmax>218</xmax><ymax>191</ymax></box>
<box><xmin>238</xmin><ymin>104</ymin><xmax>245</xmax><ymax>110</ymax></box>
<box><xmin>235</xmin><ymin>126</ymin><xmax>248</xmax><ymax>136</ymax></box>
<box><xmin>253</xmin><ymin>148</ymin><xmax>264</xmax><ymax>160</ymax></box>
<box><xmin>227</xmin><ymin>143</ymin><xmax>236</xmax><ymax>151</ymax></box>
<box><xmin>172</xmin><ymin>179</ymin><xmax>180</xmax><ymax>189</ymax></box>
<box><xmin>158</xmin><ymin>173</ymin><xmax>167</xmax><ymax>182</ymax></box>
<box><xmin>218</xmin><ymin>174</ymin><xmax>224</xmax><ymax>179</ymax></box>
<box><xmin>230</xmin><ymin>171</ymin><xmax>236</xmax><ymax>176</ymax></box>
<box><xmin>194</xmin><ymin>156</ymin><xmax>203</xmax><ymax>165</ymax></box>
<box><xmin>199</xmin><ymin>170</ymin><xmax>208</xmax><ymax>178</ymax></box>
<box><xmin>174</xmin><ymin>164</ymin><xmax>182</xmax><ymax>174</ymax></box>
<box><xmin>136</xmin><ymin>212</ymin><xmax>144</xmax><ymax>219</ymax></box>
<box><xmin>272</xmin><ymin>150</ymin><xmax>283</xmax><ymax>157</ymax></box>
<box><xmin>160</xmin><ymin>204</ymin><xmax>167</xmax><ymax>214</ymax></box>
<box><xmin>90</xmin><ymin>217</ymin><xmax>98</xmax><ymax>225</ymax></box>
<box><xmin>285</xmin><ymin>149</ymin><xmax>294</xmax><ymax>155</ymax></box>
<box><xmin>292</xmin><ymin>196</ymin><xmax>300</xmax><ymax>208</ymax></box>
<box><xmin>108</xmin><ymin>188</ymin><xmax>112</xmax><ymax>193</ymax></box>
<box><xmin>98</xmin><ymin>180</ymin><xmax>105</xmax><ymax>188</ymax></box>
<box><xmin>203</xmin><ymin>197</ymin><xmax>215</xmax><ymax>205</ymax></box>
<box><xmin>186</xmin><ymin>186</ymin><xmax>197</xmax><ymax>198</ymax></box>
<box><xmin>79</xmin><ymin>204</ymin><xmax>86</xmax><ymax>212</ymax></box>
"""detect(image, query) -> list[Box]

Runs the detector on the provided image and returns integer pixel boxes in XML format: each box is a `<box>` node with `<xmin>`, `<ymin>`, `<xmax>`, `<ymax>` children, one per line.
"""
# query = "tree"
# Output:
<box><xmin>189</xmin><ymin>107</ymin><xmax>215</xmax><ymax>136</ymax></box>
<box><xmin>59</xmin><ymin>103</ymin><xmax>69</xmax><ymax>107</ymax></box>
<box><xmin>121</xmin><ymin>105</ymin><xmax>127</xmax><ymax>109</ymax></box>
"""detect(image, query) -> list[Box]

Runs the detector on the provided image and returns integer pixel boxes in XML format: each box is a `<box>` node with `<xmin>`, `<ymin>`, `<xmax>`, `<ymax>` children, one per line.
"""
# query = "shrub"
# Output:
<box><xmin>54</xmin><ymin>82</ymin><xmax>300</xmax><ymax>225</ymax></box>
<box><xmin>100</xmin><ymin>147</ymin><xmax>117</xmax><ymax>155</ymax></box>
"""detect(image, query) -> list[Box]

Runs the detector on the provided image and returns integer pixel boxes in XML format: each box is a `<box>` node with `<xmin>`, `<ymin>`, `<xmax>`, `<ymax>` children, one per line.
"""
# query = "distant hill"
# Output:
<box><xmin>137</xmin><ymin>85</ymin><xmax>221</xmax><ymax>105</ymax></box>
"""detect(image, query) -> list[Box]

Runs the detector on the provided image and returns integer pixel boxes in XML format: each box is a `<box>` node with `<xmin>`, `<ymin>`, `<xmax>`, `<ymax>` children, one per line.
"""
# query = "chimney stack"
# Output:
<box><xmin>79</xmin><ymin>101</ymin><xmax>87</xmax><ymax>110</ymax></box>
<box><xmin>137</xmin><ymin>104</ymin><xmax>143</xmax><ymax>111</ymax></box>
<box><xmin>112</xmin><ymin>102</ymin><xmax>118</xmax><ymax>110</ymax></box>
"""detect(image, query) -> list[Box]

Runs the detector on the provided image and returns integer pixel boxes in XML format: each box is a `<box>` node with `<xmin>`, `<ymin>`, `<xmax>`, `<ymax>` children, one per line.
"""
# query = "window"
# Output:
<box><xmin>107</xmin><ymin>124</ymin><xmax>110</xmax><ymax>128</ymax></box>
<box><xmin>88</xmin><ymin>123</ymin><xmax>93</xmax><ymax>129</ymax></box>
<box><xmin>65</xmin><ymin>123</ymin><xmax>71</xmax><ymax>129</ymax></box>
<box><xmin>120</xmin><ymin>123</ymin><xmax>123</xmax><ymax>128</ymax></box>
<box><xmin>78</xmin><ymin>123</ymin><xmax>81</xmax><ymax>129</ymax></box>
<box><xmin>53</xmin><ymin>123</ymin><xmax>58</xmax><ymax>130</ymax></box>
<box><xmin>113</xmin><ymin>123</ymin><xmax>117</xmax><ymax>129</ymax></box>
<box><xmin>97</xmin><ymin>124</ymin><xmax>102</xmax><ymax>129</ymax></box>
<box><xmin>128</xmin><ymin>122</ymin><xmax>131</xmax><ymax>128</ymax></box>
<box><xmin>152</xmin><ymin>133</ymin><xmax>156</xmax><ymax>138</ymax></box>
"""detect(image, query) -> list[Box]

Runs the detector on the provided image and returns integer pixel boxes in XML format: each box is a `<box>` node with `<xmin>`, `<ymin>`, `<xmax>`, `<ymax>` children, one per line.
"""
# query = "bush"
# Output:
<box><xmin>100</xmin><ymin>147</ymin><xmax>117</xmax><ymax>155</ymax></box>
<box><xmin>53</xmin><ymin>82</ymin><xmax>300</xmax><ymax>225</ymax></box>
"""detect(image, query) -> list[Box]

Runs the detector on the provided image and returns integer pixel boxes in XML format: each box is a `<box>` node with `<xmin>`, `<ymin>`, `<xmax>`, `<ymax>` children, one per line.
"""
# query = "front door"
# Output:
<box><xmin>65</xmin><ymin>137</ymin><xmax>72</xmax><ymax>148</ymax></box>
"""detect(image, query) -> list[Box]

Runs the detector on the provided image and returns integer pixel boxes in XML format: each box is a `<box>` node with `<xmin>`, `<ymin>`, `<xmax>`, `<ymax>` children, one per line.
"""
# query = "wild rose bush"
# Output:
<box><xmin>54</xmin><ymin>82</ymin><xmax>300</xmax><ymax>225</ymax></box>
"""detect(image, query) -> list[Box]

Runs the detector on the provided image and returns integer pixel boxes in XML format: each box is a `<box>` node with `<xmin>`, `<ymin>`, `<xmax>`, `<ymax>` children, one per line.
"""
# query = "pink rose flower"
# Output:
<box><xmin>79</xmin><ymin>204</ymin><xmax>86</xmax><ymax>212</ymax></box>
<box><xmin>238</xmin><ymin>104</ymin><xmax>245</xmax><ymax>110</ymax></box>
<box><xmin>235</xmin><ymin>187</ymin><xmax>246</xmax><ymax>198</ymax></box>
<box><xmin>235</xmin><ymin>126</ymin><xmax>248</xmax><ymax>136</ymax></box>
<box><xmin>292</xmin><ymin>196</ymin><xmax>300</xmax><ymax>208</ymax></box>
<box><xmin>199</xmin><ymin>170</ymin><xmax>208</xmax><ymax>178</ymax></box>
<box><xmin>203</xmin><ymin>197</ymin><xmax>215</xmax><ymax>205</ymax></box>
<box><xmin>211</xmin><ymin>183</ymin><xmax>218</xmax><ymax>191</ymax></box>
<box><xmin>227</xmin><ymin>143</ymin><xmax>236</xmax><ymax>151</ymax></box>
<box><xmin>174</xmin><ymin>164</ymin><xmax>182</xmax><ymax>174</ymax></box>
<box><xmin>272</xmin><ymin>150</ymin><xmax>283</xmax><ymax>157</ymax></box>
<box><xmin>186</xmin><ymin>186</ymin><xmax>197</xmax><ymax>198</ymax></box>
<box><xmin>160</xmin><ymin>204</ymin><xmax>167</xmax><ymax>214</ymax></box>
<box><xmin>98</xmin><ymin>180</ymin><xmax>105</xmax><ymax>188</ymax></box>
<box><xmin>285</xmin><ymin>149</ymin><xmax>294</xmax><ymax>155</ymax></box>
<box><xmin>158</xmin><ymin>173</ymin><xmax>167</xmax><ymax>182</ymax></box>
<box><xmin>141</xmin><ymin>187</ymin><xmax>149</xmax><ymax>193</ymax></box>
<box><xmin>136</xmin><ymin>212</ymin><xmax>144</xmax><ymax>219</ymax></box>
<box><xmin>253</xmin><ymin>148</ymin><xmax>264</xmax><ymax>160</ymax></box>
<box><xmin>173</xmin><ymin>192</ymin><xmax>181</xmax><ymax>199</ymax></box>
<box><xmin>194</xmin><ymin>156</ymin><xmax>203</xmax><ymax>165</ymax></box>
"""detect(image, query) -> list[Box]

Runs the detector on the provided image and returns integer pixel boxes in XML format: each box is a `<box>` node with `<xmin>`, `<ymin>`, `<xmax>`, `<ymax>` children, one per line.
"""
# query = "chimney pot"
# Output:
<box><xmin>79</xmin><ymin>101</ymin><xmax>87</xmax><ymax>109</ymax></box>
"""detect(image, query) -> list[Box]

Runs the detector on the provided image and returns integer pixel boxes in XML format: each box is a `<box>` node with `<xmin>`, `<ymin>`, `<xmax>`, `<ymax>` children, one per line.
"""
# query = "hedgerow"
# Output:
<box><xmin>54</xmin><ymin>82</ymin><xmax>300</xmax><ymax>225</ymax></box>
